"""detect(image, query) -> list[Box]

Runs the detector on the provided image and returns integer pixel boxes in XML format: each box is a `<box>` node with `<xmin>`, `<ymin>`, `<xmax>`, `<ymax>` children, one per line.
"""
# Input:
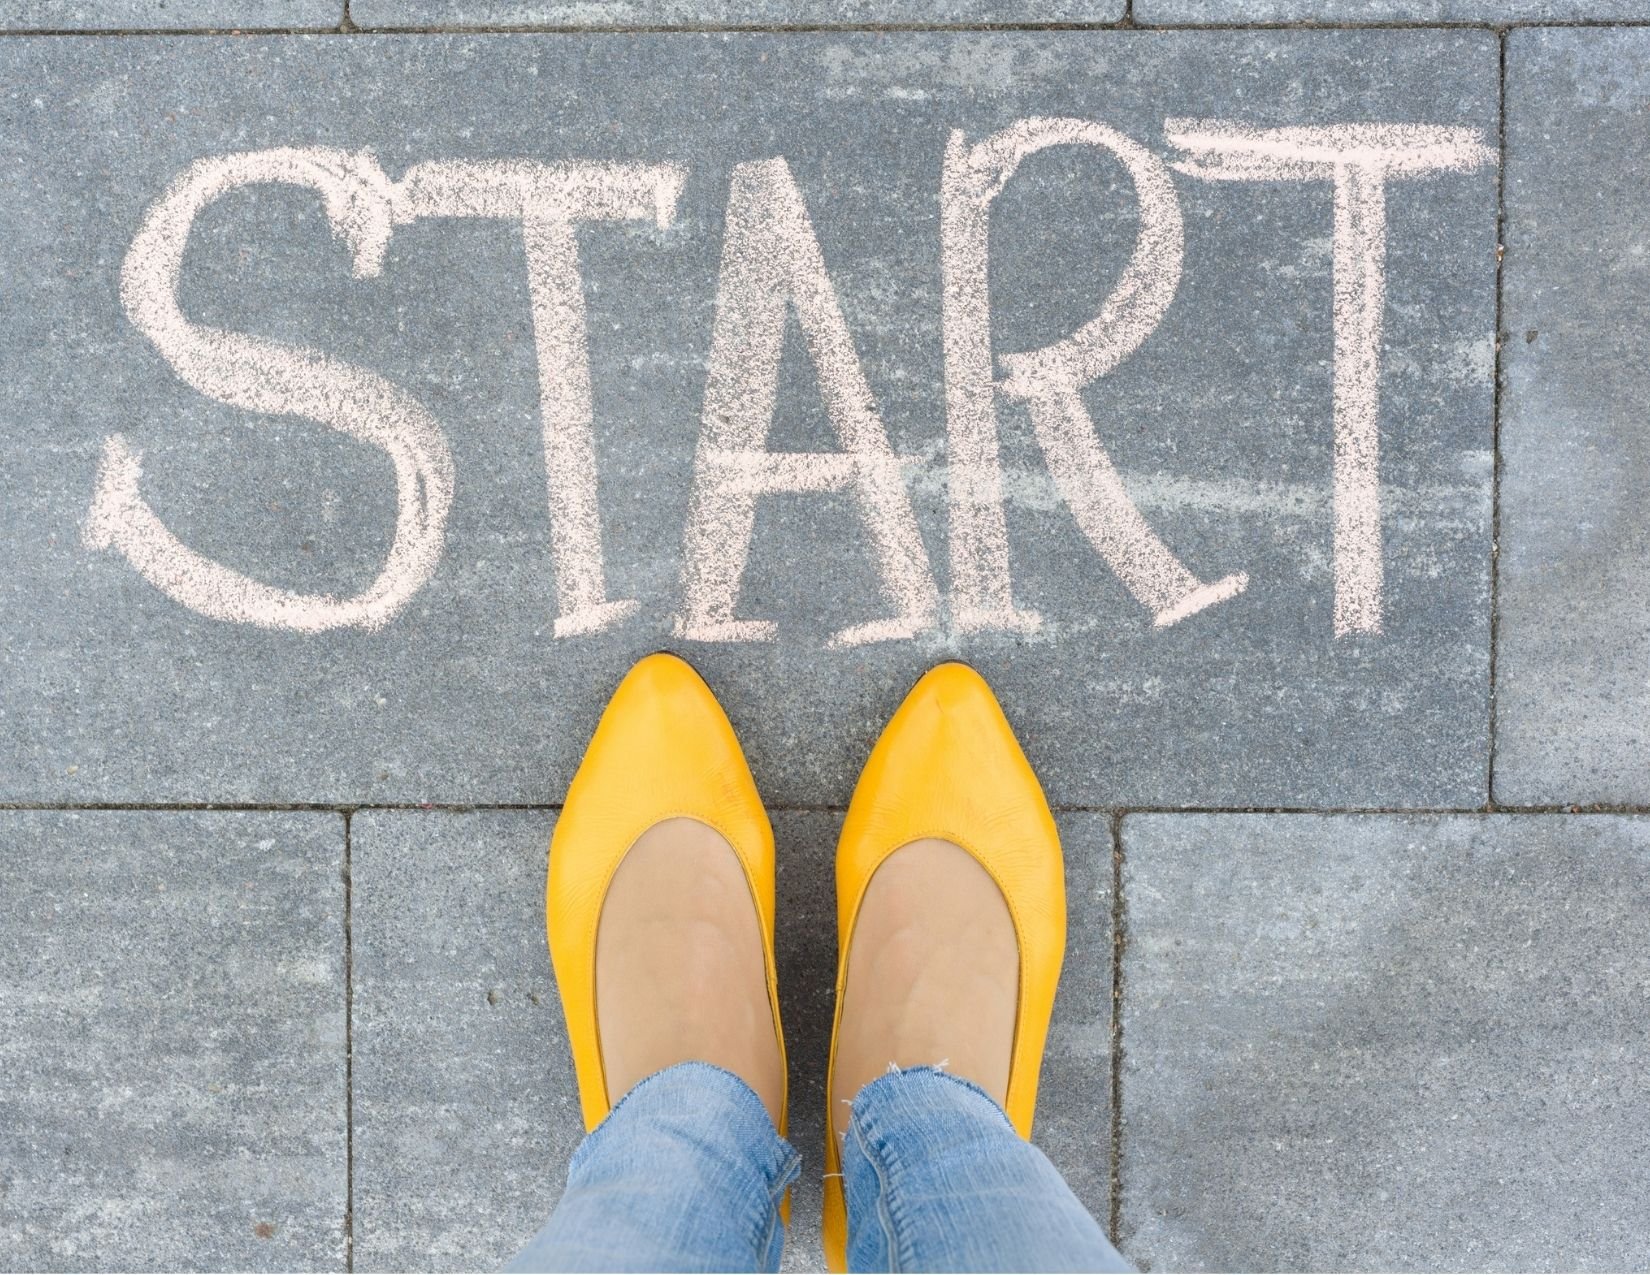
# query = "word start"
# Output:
<box><xmin>85</xmin><ymin>116</ymin><xmax>1492</xmax><ymax>647</ymax></box>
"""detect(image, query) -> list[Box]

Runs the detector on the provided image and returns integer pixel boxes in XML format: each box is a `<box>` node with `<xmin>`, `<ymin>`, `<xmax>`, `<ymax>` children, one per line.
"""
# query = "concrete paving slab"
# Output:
<box><xmin>347</xmin><ymin>809</ymin><xmax>570</xmax><ymax>1273</ymax></box>
<box><xmin>1136</xmin><ymin>1</ymin><xmax>1650</xmax><ymax>21</ymax></box>
<box><xmin>1118</xmin><ymin>813</ymin><xmax>1650</xmax><ymax>1272</ymax></box>
<box><xmin>0</xmin><ymin>31</ymin><xmax>1495</xmax><ymax>810</ymax></box>
<box><xmin>1497</xmin><ymin>28</ymin><xmax>1650</xmax><ymax>807</ymax></box>
<box><xmin>0</xmin><ymin>1</ymin><xmax>340</xmax><ymax>30</ymax></box>
<box><xmin>349</xmin><ymin>808</ymin><xmax>1114</xmax><ymax>1271</ymax></box>
<box><xmin>0</xmin><ymin>810</ymin><xmax>346</xmax><ymax>1272</ymax></box>
<box><xmin>350</xmin><ymin>0</ymin><xmax>1128</xmax><ymax>25</ymax></box>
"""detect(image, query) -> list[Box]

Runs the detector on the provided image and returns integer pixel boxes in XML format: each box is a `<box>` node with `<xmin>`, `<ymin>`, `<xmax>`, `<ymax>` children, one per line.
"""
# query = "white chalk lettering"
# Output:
<box><xmin>674</xmin><ymin>156</ymin><xmax>938</xmax><ymax>647</ymax></box>
<box><xmin>93</xmin><ymin>119</ymin><xmax>1491</xmax><ymax>647</ymax></box>
<box><xmin>942</xmin><ymin>117</ymin><xmax>1248</xmax><ymax>633</ymax></box>
<box><xmin>1165</xmin><ymin>119</ymin><xmax>1494</xmax><ymax>635</ymax></box>
<box><xmin>393</xmin><ymin>159</ymin><xmax>686</xmax><ymax>637</ymax></box>
<box><xmin>89</xmin><ymin>147</ymin><xmax>454</xmax><ymax>632</ymax></box>
<box><xmin>91</xmin><ymin>151</ymin><xmax>685</xmax><ymax>637</ymax></box>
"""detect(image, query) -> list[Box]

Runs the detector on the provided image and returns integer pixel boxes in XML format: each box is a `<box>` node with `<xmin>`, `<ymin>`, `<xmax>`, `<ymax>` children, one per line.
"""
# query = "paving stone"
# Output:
<box><xmin>0</xmin><ymin>31</ymin><xmax>1496</xmax><ymax>810</ymax></box>
<box><xmin>1496</xmin><ymin>29</ymin><xmax>1650</xmax><ymax>806</ymax></box>
<box><xmin>1118</xmin><ymin>813</ymin><xmax>1650</xmax><ymax>1272</ymax></box>
<box><xmin>349</xmin><ymin>809</ymin><xmax>1114</xmax><ymax>1271</ymax></box>
<box><xmin>0</xmin><ymin>1</ymin><xmax>340</xmax><ymax>30</ymax></box>
<box><xmin>347</xmin><ymin>809</ymin><xmax>569</xmax><ymax>1272</ymax></box>
<box><xmin>1136</xmin><ymin>0</ymin><xmax>1650</xmax><ymax>19</ymax></box>
<box><xmin>351</xmin><ymin>0</ymin><xmax>1128</xmax><ymax>25</ymax></box>
<box><xmin>0</xmin><ymin>810</ymin><xmax>346</xmax><ymax>1272</ymax></box>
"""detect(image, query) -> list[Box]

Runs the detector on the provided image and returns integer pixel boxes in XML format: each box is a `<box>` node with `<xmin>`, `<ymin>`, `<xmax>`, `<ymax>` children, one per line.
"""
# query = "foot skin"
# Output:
<box><xmin>830</xmin><ymin>838</ymin><xmax>1019</xmax><ymax>1140</ymax></box>
<box><xmin>594</xmin><ymin>817</ymin><xmax>785</xmax><ymax>1128</ymax></box>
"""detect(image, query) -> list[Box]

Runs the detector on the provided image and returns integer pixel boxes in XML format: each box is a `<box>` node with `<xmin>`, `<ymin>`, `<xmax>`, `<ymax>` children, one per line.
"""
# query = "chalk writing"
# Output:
<box><xmin>675</xmin><ymin>156</ymin><xmax>939</xmax><ymax>648</ymax></box>
<box><xmin>1165</xmin><ymin>120</ymin><xmax>1495</xmax><ymax>635</ymax></box>
<box><xmin>86</xmin><ymin>118</ymin><xmax>1493</xmax><ymax>644</ymax></box>
<box><xmin>942</xmin><ymin>117</ymin><xmax>1248</xmax><ymax>635</ymax></box>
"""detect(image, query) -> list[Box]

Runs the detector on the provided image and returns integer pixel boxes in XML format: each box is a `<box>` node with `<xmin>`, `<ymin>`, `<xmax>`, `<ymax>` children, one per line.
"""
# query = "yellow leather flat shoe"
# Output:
<box><xmin>546</xmin><ymin>652</ymin><xmax>788</xmax><ymax>1145</ymax></box>
<box><xmin>822</xmin><ymin>662</ymin><xmax>1065</xmax><ymax>1271</ymax></box>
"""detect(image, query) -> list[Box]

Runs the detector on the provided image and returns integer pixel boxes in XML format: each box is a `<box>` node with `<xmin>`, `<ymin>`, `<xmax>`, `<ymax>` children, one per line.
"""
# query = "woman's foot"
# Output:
<box><xmin>595</xmin><ymin>816</ymin><xmax>785</xmax><ymax>1128</ymax></box>
<box><xmin>822</xmin><ymin>664</ymin><xmax>1062</xmax><ymax>1269</ymax></box>
<box><xmin>829</xmin><ymin>836</ymin><xmax>1019</xmax><ymax>1139</ymax></box>
<box><xmin>547</xmin><ymin>652</ymin><xmax>786</xmax><ymax>1136</ymax></box>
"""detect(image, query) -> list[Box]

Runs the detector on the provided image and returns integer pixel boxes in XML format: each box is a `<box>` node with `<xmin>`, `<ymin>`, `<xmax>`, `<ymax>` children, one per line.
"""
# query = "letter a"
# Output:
<box><xmin>675</xmin><ymin>157</ymin><xmax>938</xmax><ymax>647</ymax></box>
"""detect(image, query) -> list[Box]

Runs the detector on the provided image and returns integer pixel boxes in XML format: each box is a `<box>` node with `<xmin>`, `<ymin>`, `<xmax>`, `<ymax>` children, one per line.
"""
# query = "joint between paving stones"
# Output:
<box><xmin>10</xmin><ymin>801</ymin><xmax>1650</xmax><ymax>814</ymax></box>
<box><xmin>1127</xmin><ymin>18</ymin><xmax>1650</xmax><ymax>30</ymax></box>
<box><xmin>343</xmin><ymin>809</ymin><xmax>356</xmax><ymax>1272</ymax></box>
<box><xmin>1108</xmin><ymin>806</ymin><xmax>1127</xmax><ymax>1246</ymax></box>
<box><xmin>3</xmin><ymin>18</ymin><xmax>1650</xmax><ymax>38</ymax></box>
<box><xmin>1487</xmin><ymin>26</ymin><xmax>1510</xmax><ymax>810</ymax></box>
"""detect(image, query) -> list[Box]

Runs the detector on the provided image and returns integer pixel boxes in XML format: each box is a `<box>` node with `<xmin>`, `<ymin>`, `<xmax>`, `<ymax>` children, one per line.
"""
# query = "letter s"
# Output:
<box><xmin>86</xmin><ymin>147</ymin><xmax>454</xmax><ymax>632</ymax></box>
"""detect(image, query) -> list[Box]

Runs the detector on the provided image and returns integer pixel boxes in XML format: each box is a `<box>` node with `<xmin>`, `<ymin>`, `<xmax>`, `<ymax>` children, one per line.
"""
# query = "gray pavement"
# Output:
<box><xmin>350</xmin><ymin>1</ymin><xmax>1130</xmax><ymax>25</ymax></box>
<box><xmin>0</xmin><ymin>5</ymin><xmax>1646</xmax><ymax>1273</ymax></box>
<box><xmin>0</xmin><ymin>29</ymin><xmax>1498</xmax><ymax>810</ymax></box>
<box><xmin>1135</xmin><ymin>1</ymin><xmax>1650</xmax><ymax>22</ymax></box>
<box><xmin>1120</xmin><ymin>814</ymin><xmax>1650</xmax><ymax>1272</ymax></box>
<box><xmin>0</xmin><ymin>1</ymin><xmax>341</xmax><ymax>29</ymax></box>
<box><xmin>1497</xmin><ymin>26</ymin><xmax>1650</xmax><ymax>806</ymax></box>
<box><xmin>348</xmin><ymin>810</ymin><xmax>1112</xmax><ymax>1271</ymax></box>
<box><xmin>0</xmin><ymin>812</ymin><xmax>346</xmax><ymax>1271</ymax></box>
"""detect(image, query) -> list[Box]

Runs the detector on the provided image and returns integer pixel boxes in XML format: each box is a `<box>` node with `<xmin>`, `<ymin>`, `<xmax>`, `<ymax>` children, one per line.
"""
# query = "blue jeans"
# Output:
<box><xmin>507</xmin><ymin>1062</ymin><xmax>1133</xmax><ymax>1273</ymax></box>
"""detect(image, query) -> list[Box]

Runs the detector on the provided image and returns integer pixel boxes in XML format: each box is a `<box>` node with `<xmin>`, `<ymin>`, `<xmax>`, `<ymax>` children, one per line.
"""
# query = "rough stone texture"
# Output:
<box><xmin>349</xmin><ymin>809</ymin><xmax>1114</xmax><ymax>1271</ymax></box>
<box><xmin>0</xmin><ymin>31</ymin><xmax>1496</xmax><ymax>810</ymax></box>
<box><xmin>347</xmin><ymin>809</ymin><xmax>570</xmax><ymax>1272</ymax></box>
<box><xmin>1119</xmin><ymin>813</ymin><xmax>1650</xmax><ymax>1273</ymax></box>
<box><xmin>0</xmin><ymin>811</ymin><xmax>347</xmax><ymax>1272</ymax></box>
<box><xmin>1496</xmin><ymin>28</ymin><xmax>1650</xmax><ymax>807</ymax></box>
<box><xmin>1136</xmin><ymin>0</ymin><xmax>1650</xmax><ymax>19</ymax></box>
<box><xmin>351</xmin><ymin>0</ymin><xmax>1127</xmax><ymax>25</ymax></box>
<box><xmin>0</xmin><ymin>1</ymin><xmax>340</xmax><ymax>29</ymax></box>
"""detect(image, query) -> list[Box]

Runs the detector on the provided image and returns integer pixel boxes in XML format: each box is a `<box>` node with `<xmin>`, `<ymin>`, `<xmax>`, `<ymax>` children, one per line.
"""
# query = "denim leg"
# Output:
<box><xmin>506</xmin><ymin>1062</ymin><xmax>799</xmax><ymax>1273</ymax></box>
<box><xmin>840</xmin><ymin>1066</ymin><xmax>1133</xmax><ymax>1274</ymax></box>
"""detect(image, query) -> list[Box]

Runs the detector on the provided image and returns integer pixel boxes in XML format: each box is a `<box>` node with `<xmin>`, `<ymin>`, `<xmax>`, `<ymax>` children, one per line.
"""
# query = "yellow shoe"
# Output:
<box><xmin>822</xmin><ymin>662</ymin><xmax>1065</xmax><ymax>1271</ymax></box>
<box><xmin>546</xmin><ymin>652</ymin><xmax>788</xmax><ymax>1147</ymax></box>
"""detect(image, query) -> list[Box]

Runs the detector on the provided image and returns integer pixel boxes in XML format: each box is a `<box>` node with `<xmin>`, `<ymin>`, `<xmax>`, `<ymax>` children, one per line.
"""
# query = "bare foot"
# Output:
<box><xmin>831</xmin><ymin>837</ymin><xmax>1018</xmax><ymax>1138</ymax></box>
<box><xmin>594</xmin><ymin>817</ymin><xmax>784</xmax><ymax>1127</ymax></box>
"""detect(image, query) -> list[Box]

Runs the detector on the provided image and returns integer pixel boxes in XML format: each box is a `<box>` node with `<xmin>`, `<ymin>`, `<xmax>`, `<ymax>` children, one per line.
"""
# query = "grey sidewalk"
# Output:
<box><xmin>1</xmin><ymin>9</ymin><xmax>1648</xmax><ymax>1274</ymax></box>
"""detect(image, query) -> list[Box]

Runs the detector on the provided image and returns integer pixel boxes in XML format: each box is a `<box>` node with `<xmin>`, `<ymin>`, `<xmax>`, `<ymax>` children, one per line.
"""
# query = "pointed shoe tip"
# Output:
<box><xmin>908</xmin><ymin>660</ymin><xmax>1001</xmax><ymax>712</ymax></box>
<box><xmin>624</xmin><ymin>649</ymin><xmax>702</xmax><ymax>684</ymax></box>
<box><xmin>601</xmin><ymin>650</ymin><xmax>731</xmax><ymax>734</ymax></box>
